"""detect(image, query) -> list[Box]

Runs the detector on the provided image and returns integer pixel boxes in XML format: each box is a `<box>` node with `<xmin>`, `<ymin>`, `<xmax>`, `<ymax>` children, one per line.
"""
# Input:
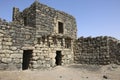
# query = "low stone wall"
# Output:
<box><xmin>74</xmin><ymin>36</ymin><xmax>120</xmax><ymax>65</ymax></box>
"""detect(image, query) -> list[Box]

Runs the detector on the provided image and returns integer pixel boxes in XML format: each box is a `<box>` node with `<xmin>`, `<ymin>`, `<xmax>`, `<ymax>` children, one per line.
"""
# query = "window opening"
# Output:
<box><xmin>58</xmin><ymin>38</ymin><xmax>63</xmax><ymax>46</ymax></box>
<box><xmin>53</xmin><ymin>37</ymin><xmax>57</xmax><ymax>45</ymax></box>
<box><xmin>65</xmin><ymin>38</ymin><xmax>71</xmax><ymax>48</ymax></box>
<box><xmin>58</xmin><ymin>22</ymin><xmax>64</xmax><ymax>34</ymax></box>
<box><xmin>37</xmin><ymin>38</ymin><xmax>41</xmax><ymax>44</ymax></box>
<box><xmin>24</xmin><ymin>17</ymin><xmax>27</xmax><ymax>26</ymax></box>
<box><xmin>42</xmin><ymin>36</ymin><xmax>45</xmax><ymax>44</ymax></box>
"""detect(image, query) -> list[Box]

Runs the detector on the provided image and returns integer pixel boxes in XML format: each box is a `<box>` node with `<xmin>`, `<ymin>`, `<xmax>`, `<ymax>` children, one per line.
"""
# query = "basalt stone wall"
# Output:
<box><xmin>0</xmin><ymin>19</ymin><xmax>36</xmax><ymax>70</ymax></box>
<box><xmin>74</xmin><ymin>36</ymin><xmax>120</xmax><ymax>65</ymax></box>
<box><xmin>35</xmin><ymin>2</ymin><xmax>77</xmax><ymax>39</ymax></box>
<box><xmin>0</xmin><ymin>19</ymin><xmax>22</xmax><ymax>70</ymax></box>
<box><xmin>55</xmin><ymin>11</ymin><xmax>77</xmax><ymax>39</ymax></box>
<box><xmin>35</xmin><ymin>2</ymin><xmax>56</xmax><ymax>37</ymax></box>
<box><xmin>108</xmin><ymin>37</ymin><xmax>118</xmax><ymax>64</ymax></box>
<box><xmin>0</xmin><ymin>1</ymin><xmax>77</xmax><ymax>70</ymax></box>
<box><xmin>31</xmin><ymin>36</ymin><xmax>74</xmax><ymax>70</ymax></box>
<box><xmin>116</xmin><ymin>42</ymin><xmax>120</xmax><ymax>64</ymax></box>
<box><xmin>0</xmin><ymin>19</ymin><xmax>74</xmax><ymax>70</ymax></box>
<box><xmin>12</xmin><ymin>2</ymin><xmax>36</xmax><ymax>27</ymax></box>
<box><xmin>13</xmin><ymin>1</ymin><xmax>77</xmax><ymax>39</ymax></box>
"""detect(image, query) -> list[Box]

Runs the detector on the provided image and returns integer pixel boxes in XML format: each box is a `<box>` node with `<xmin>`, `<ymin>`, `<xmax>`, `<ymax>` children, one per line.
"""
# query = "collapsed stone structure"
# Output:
<box><xmin>0</xmin><ymin>1</ymin><xmax>120</xmax><ymax>70</ymax></box>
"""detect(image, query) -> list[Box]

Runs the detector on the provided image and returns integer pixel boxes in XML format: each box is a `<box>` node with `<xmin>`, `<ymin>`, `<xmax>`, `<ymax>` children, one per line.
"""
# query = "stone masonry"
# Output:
<box><xmin>74</xmin><ymin>36</ymin><xmax>120</xmax><ymax>65</ymax></box>
<box><xmin>0</xmin><ymin>1</ymin><xmax>120</xmax><ymax>71</ymax></box>
<box><xmin>0</xmin><ymin>1</ymin><xmax>76</xmax><ymax>70</ymax></box>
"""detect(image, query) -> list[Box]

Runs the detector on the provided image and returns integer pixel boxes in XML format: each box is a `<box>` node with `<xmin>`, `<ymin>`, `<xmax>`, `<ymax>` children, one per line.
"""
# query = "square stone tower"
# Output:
<box><xmin>12</xmin><ymin>1</ymin><xmax>77</xmax><ymax>39</ymax></box>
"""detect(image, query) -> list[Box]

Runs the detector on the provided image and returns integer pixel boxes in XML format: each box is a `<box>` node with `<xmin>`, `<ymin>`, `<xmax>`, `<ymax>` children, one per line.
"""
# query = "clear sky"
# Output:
<box><xmin>0</xmin><ymin>0</ymin><xmax>120</xmax><ymax>39</ymax></box>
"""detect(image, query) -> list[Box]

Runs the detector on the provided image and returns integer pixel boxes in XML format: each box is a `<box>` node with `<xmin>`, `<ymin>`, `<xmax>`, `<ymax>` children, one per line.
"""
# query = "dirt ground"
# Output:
<box><xmin>0</xmin><ymin>64</ymin><xmax>120</xmax><ymax>80</ymax></box>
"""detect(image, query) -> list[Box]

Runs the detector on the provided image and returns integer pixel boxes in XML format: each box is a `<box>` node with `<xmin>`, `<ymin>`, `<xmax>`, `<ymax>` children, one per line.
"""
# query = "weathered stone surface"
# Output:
<box><xmin>13</xmin><ymin>59</ymin><xmax>22</xmax><ymax>64</ymax></box>
<box><xmin>1</xmin><ymin>50</ymin><xmax>13</xmax><ymax>54</ymax></box>
<box><xmin>10</xmin><ymin>47</ymin><xmax>17</xmax><ymax>51</ymax></box>
<box><xmin>74</xmin><ymin>36</ymin><xmax>120</xmax><ymax>65</ymax></box>
<box><xmin>2</xmin><ymin>58</ymin><xmax>12</xmax><ymax>63</ymax></box>
<box><xmin>7</xmin><ymin>63</ymin><xmax>18</xmax><ymax>70</ymax></box>
<box><xmin>0</xmin><ymin>45</ymin><xmax>2</xmax><ymax>49</ymax></box>
<box><xmin>0</xmin><ymin>1</ymin><xmax>120</xmax><ymax>71</ymax></box>
<box><xmin>32</xmin><ymin>64</ymin><xmax>39</xmax><ymax>69</ymax></box>
<box><xmin>10</xmin><ymin>54</ymin><xmax>22</xmax><ymax>59</ymax></box>
<box><xmin>32</xmin><ymin>56</ymin><xmax>39</xmax><ymax>60</ymax></box>
<box><xmin>0</xmin><ymin>63</ymin><xmax>8</xmax><ymax>70</ymax></box>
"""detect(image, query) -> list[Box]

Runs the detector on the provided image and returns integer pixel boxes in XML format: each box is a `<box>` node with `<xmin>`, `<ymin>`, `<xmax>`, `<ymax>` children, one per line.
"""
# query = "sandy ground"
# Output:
<box><xmin>0</xmin><ymin>64</ymin><xmax>120</xmax><ymax>80</ymax></box>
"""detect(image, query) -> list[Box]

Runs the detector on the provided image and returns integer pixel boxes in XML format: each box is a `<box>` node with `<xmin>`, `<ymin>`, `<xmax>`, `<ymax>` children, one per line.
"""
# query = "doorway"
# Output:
<box><xmin>55</xmin><ymin>51</ymin><xmax>62</xmax><ymax>65</ymax></box>
<box><xmin>22</xmin><ymin>50</ymin><xmax>32</xmax><ymax>70</ymax></box>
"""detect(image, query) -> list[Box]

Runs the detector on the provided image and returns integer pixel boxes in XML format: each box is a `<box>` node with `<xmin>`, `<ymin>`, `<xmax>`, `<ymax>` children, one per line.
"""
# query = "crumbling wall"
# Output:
<box><xmin>0</xmin><ymin>19</ymin><xmax>36</xmax><ymax>70</ymax></box>
<box><xmin>74</xmin><ymin>36</ymin><xmax>120</xmax><ymax>65</ymax></box>
<box><xmin>12</xmin><ymin>3</ymin><xmax>36</xmax><ymax>27</ymax></box>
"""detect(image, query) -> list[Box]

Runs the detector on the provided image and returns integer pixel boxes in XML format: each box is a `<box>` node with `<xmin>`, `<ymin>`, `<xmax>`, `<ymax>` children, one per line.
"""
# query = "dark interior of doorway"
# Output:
<box><xmin>55</xmin><ymin>51</ymin><xmax>62</xmax><ymax>65</ymax></box>
<box><xmin>22</xmin><ymin>50</ymin><xmax>32</xmax><ymax>70</ymax></box>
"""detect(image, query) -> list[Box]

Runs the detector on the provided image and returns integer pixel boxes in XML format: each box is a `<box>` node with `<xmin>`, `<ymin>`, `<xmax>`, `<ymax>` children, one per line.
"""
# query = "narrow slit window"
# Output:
<box><xmin>24</xmin><ymin>17</ymin><xmax>27</xmax><ymax>26</ymax></box>
<box><xmin>58</xmin><ymin>22</ymin><xmax>64</xmax><ymax>34</ymax></box>
<box><xmin>37</xmin><ymin>38</ymin><xmax>41</xmax><ymax>44</ymax></box>
<box><xmin>65</xmin><ymin>38</ymin><xmax>71</xmax><ymax>48</ymax></box>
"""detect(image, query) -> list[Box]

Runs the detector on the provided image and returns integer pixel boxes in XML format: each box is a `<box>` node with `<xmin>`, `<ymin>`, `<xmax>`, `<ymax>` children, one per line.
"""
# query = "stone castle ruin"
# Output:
<box><xmin>0</xmin><ymin>1</ymin><xmax>120</xmax><ymax>70</ymax></box>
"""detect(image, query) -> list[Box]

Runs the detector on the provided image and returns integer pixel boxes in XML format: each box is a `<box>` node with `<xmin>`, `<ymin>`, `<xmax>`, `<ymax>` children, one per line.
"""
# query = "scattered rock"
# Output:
<box><xmin>59</xmin><ymin>76</ymin><xmax>62</xmax><ymax>78</ymax></box>
<box><xmin>103</xmin><ymin>75</ymin><xmax>108</xmax><ymax>79</ymax></box>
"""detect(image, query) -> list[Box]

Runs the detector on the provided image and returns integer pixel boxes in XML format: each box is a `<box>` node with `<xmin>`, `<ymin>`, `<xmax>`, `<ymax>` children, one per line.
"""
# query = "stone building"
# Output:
<box><xmin>0</xmin><ymin>1</ymin><xmax>77</xmax><ymax>70</ymax></box>
<box><xmin>0</xmin><ymin>1</ymin><xmax>120</xmax><ymax>71</ymax></box>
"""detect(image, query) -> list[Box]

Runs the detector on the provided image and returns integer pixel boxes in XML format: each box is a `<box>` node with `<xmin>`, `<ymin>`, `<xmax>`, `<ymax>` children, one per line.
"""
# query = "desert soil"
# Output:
<box><xmin>0</xmin><ymin>64</ymin><xmax>120</xmax><ymax>80</ymax></box>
